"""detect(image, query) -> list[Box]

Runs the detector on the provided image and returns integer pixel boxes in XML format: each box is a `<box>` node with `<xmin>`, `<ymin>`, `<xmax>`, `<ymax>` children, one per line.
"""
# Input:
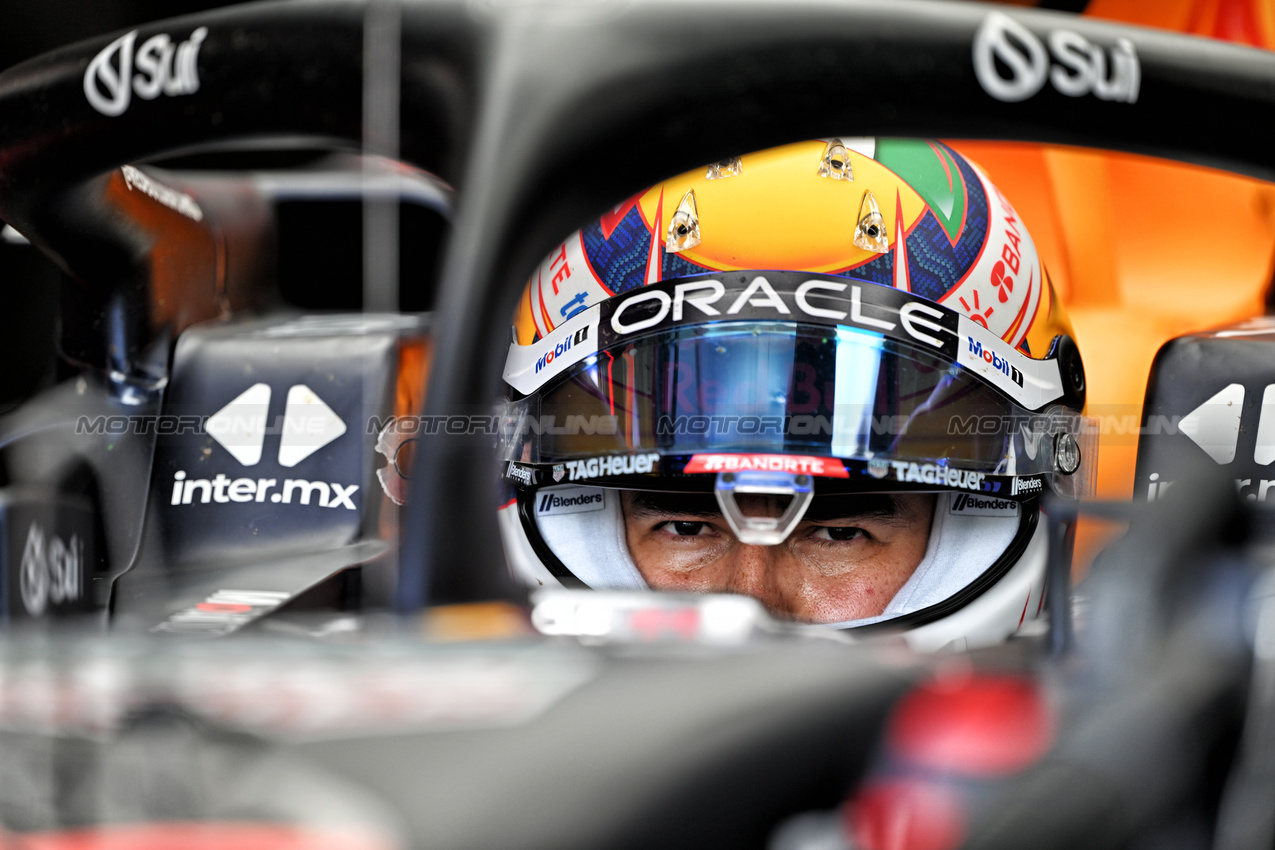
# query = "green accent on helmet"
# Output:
<box><xmin>876</xmin><ymin>138</ymin><xmax>967</xmax><ymax>242</ymax></box>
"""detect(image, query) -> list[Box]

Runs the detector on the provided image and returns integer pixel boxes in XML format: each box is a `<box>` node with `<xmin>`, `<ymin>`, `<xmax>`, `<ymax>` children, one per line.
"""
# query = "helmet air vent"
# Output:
<box><xmin>666</xmin><ymin>189</ymin><xmax>702</xmax><ymax>254</ymax></box>
<box><xmin>853</xmin><ymin>190</ymin><xmax>889</xmax><ymax>254</ymax></box>
<box><xmin>706</xmin><ymin>157</ymin><xmax>743</xmax><ymax>180</ymax></box>
<box><xmin>714</xmin><ymin>470</ymin><xmax>815</xmax><ymax>546</ymax></box>
<box><xmin>817</xmin><ymin>139</ymin><xmax>854</xmax><ymax>181</ymax></box>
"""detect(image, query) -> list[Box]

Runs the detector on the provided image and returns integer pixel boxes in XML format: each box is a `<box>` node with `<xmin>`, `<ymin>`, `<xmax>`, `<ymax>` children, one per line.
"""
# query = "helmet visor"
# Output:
<box><xmin>509</xmin><ymin>321</ymin><xmax>1084</xmax><ymax>481</ymax></box>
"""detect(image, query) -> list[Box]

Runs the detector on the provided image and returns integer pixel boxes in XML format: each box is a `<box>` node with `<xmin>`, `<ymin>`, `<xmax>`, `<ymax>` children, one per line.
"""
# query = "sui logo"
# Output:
<box><xmin>84</xmin><ymin>27</ymin><xmax>208</xmax><ymax>117</ymax></box>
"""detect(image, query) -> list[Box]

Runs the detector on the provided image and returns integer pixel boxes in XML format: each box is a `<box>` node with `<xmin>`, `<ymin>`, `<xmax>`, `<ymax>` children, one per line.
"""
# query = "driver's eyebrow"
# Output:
<box><xmin>803</xmin><ymin>494</ymin><xmax>900</xmax><ymax>523</ymax></box>
<box><xmin>626</xmin><ymin>491</ymin><xmax>721</xmax><ymax>518</ymax></box>
<box><xmin>624</xmin><ymin>491</ymin><xmax>905</xmax><ymax>522</ymax></box>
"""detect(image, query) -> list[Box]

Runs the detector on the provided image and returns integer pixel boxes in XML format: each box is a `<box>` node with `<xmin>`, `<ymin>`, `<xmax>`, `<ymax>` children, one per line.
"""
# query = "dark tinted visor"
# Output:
<box><xmin>508</xmin><ymin>322</ymin><xmax>1075</xmax><ymax>477</ymax></box>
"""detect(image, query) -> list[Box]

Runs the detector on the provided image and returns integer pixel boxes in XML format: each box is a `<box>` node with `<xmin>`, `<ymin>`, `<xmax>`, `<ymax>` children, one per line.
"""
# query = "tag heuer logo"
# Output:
<box><xmin>206</xmin><ymin>383</ymin><xmax>346</xmax><ymax>467</ymax></box>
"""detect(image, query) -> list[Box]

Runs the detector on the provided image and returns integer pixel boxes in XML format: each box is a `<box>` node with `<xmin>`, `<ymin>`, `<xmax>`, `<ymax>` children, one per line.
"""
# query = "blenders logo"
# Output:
<box><xmin>967</xmin><ymin>337</ymin><xmax>1023</xmax><ymax>387</ymax></box>
<box><xmin>535</xmin><ymin>325</ymin><xmax>591</xmax><ymax>374</ymax></box>
<box><xmin>973</xmin><ymin>12</ymin><xmax>1140</xmax><ymax>104</ymax></box>
<box><xmin>950</xmin><ymin>493</ymin><xmax>1019</xmax><ymax>517</ymax></box>
<box><xmin>536</xmin><ymin>489</ymin><xmax>606</xmax><ymax>516</ymax></box>
<box><xmin>84</xmin><ymin>27</ymin><xmax>208</xmax><ymax>116</ymax></box>
<box><xmin>507</xmin><ymin>463</ymin><xmax>535</xmax><ymax>487</ymax></box>
<box><xmin>1011</xmin><ymin>476</ymin><xmax>1044</xmax><ymax>496</ymax></box>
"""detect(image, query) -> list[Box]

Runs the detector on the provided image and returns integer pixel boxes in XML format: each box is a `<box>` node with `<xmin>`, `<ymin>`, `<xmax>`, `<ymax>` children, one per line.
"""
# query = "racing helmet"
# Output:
<box><xmin>497</xmin><ymin>139</ymin><xmax>1093</xmax><ymax>651</ymax></box>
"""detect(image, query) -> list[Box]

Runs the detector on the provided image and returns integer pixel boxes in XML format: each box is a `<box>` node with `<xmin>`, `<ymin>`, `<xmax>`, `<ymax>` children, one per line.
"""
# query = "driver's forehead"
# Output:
<box><xmin>622</xmin><ymin>490</ymin><xmax>908</xmax><ymax>521</ymax></box>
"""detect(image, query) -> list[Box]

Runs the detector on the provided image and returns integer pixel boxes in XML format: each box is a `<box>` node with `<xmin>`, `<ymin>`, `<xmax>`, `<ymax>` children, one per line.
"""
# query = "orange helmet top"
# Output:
<box><xmin>514</xmin><ymin>138</ymin><xmax>1076</xmax><ymax>368</ymax></box>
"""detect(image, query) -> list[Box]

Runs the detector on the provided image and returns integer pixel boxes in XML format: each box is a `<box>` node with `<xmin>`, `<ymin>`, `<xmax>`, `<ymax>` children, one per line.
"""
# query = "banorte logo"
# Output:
<box><xmin>84</xmin><ymin>27</ymin><xmax>208</xmax><ymax>117</ymax></box>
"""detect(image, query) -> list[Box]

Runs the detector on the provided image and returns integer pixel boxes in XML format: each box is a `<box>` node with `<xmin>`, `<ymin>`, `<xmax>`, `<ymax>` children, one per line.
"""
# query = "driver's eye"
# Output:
<box><xmin>815</xmin><ymin>526</ymin><xmax>866</xmax><ymax>542</ymax></box>
<box><xmin>670</xmin><ymin>521</ymin><xmax>707</xmax><ymax>536</ymax></box>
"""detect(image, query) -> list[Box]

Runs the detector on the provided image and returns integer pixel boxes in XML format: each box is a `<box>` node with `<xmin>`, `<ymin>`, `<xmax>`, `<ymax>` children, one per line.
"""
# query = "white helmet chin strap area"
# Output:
<box><xmin>532</xmin><ymin>487</ymin><xmax>646</xmax><ymax>589</ymax></box>
<box><xmin>820</xmin><ymin>492</ymin><xmax>1023</xmax><ymax>628</ymax></box>
<box><xmin>500</xmin><ymin>486</ymin><xmax>1045</xmax><ymax>650</ymax></box>
<box><xmin>888</xmin><ymin>492</ymin><xmax>1023</xmax><ymax>616</ymax></box>
<box><xmin>901</xmin><ymin>516</ymin><xmax>1048</xmax><ymax>653</ymax></box>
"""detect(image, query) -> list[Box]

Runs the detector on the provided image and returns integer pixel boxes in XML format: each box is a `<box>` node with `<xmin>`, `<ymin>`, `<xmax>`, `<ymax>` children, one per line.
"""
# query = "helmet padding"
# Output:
<box><xmin>534</xmin><ymin>487</ymin><xmax>646</xmax><ymax>589</ymax></box>
<box><xmin>528</xmin><ymin>488</ymin><xmax>1022</xmax><ymax>626</ymax></box>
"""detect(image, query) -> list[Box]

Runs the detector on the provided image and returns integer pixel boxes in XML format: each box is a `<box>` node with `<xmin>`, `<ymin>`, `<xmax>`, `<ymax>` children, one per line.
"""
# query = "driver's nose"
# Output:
<box><xmin>717</xmin><ymin>543</ymin><xmax>794</xmax><ymax>617</ymax></box>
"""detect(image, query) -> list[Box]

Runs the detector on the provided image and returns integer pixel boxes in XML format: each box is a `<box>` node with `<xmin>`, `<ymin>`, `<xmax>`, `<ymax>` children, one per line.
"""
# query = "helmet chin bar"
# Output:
<box><xmin>714</xmin><ymin>471</ymin><xmax>814</xmax><ymax>546</ymax></box>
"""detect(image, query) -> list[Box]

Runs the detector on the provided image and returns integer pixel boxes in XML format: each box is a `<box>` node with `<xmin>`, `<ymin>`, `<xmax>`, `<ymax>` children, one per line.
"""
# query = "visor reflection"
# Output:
<box><xmin>524</xmin><ymin>322</ymin><xmax>1021</xmax><ymax>471</ymax></box>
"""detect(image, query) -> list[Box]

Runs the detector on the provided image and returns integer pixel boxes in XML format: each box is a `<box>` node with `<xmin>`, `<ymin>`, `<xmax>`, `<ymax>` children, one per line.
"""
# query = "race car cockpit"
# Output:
<box><xmin>1</xmin><ymin>2</ymin><xmax>1275</xmax><ymax>849</ymax></box>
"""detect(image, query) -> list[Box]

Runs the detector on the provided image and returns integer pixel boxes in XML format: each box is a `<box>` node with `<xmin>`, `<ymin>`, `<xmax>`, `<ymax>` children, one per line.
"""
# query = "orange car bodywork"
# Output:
<box><xmin>959</xmin><ymin>0</ymin><xmax>1275</xmax><ymax>567</ymax></box>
